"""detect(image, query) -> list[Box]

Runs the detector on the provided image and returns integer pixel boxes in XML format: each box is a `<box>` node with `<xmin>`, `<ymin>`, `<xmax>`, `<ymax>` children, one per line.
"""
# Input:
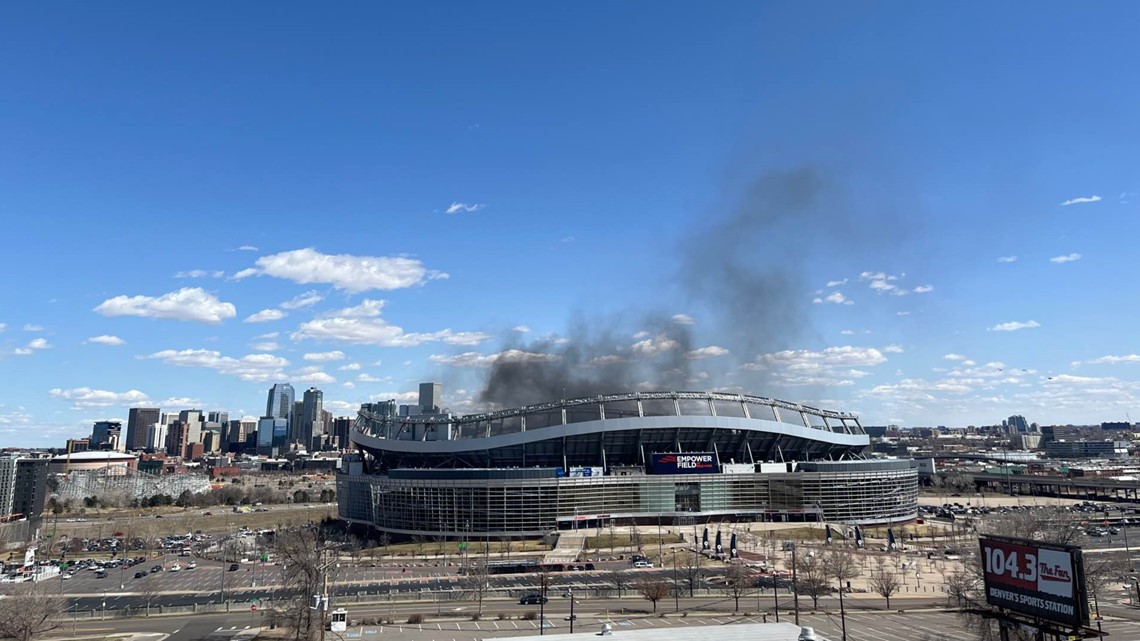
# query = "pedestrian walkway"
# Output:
<box><xmin>544</xmin><ymin>533</ymin><xmax>586</xmax><ymax>565</ymax></box>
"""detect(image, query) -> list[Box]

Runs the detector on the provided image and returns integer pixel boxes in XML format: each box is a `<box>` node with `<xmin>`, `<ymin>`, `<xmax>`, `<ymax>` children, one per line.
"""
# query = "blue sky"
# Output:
<box><xmin>2</xmin><ymin>2</ymin><xmax>1139</xmax><ymax>447</ymax></box>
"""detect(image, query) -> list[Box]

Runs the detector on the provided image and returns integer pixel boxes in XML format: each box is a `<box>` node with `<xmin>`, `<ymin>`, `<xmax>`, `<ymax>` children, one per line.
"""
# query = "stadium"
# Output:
<box><xmin>337</xmin><ymin>386</ymin><xmax>918</xmax><ymax>538</ymax></box>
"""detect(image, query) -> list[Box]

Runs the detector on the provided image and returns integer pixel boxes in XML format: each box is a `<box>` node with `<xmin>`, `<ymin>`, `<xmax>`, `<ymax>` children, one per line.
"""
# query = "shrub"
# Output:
<box><xmin>360</xmin><ymin>617</ymin><xmax>377</xmax><ymax>626</ymax></box>
<box><xmin>521</xmin><ymin>611</ymin><xmax>537</xmax><ymax>621</ymax></box>
<box><xmin>497</xmin><ymin>613</ymin><xmax>510</xmax><ymax>620</ymax></box>
<box><xmin>470</xmin><ymin>614</ymin><xmax>481</xmax><ymax>621</ymax></box>
<box><xmin>407</xmin><ymin>613</ymin><xmax>425</xmax><ymax>624</ymax></box>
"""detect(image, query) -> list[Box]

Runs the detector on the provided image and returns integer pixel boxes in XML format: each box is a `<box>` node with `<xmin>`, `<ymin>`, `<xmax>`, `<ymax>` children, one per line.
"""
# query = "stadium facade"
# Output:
<box><xmin>337</xmin><ymin>387</ymin><xmax>918</xmax><ymax>538</ymax></box>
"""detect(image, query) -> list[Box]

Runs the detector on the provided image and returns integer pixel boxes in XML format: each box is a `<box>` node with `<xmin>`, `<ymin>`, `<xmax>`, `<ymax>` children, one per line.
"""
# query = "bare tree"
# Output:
<box><xmin>868</xmin><ymin>558</ymin><xmax>902</xmax><ymax>610</ymax></box>
<box><xmin>463</xmin><ymin>562</ymin><xmax>492</xmax><ymax>615</ymax></box>
<box><xmin>675</xmin><ymin>549</ymin><xmax>704</xmax><ymax>596</ymax></box>
<box><xmin>724</xmin><ymin>563</ymin><xmax>751</xmax><ymax>612</ymax></box>
<box><xmin>411</xmin><ymin>535</ymin><xmax>427</xmax><ymax>560</ymax></box>
<box><xmin>635</xmin><ymin>575</ymin><xmax>672</xmax><ymax>612</ymax></box>
<box><xmin>137</xmin><ymin>572</ymin><xmax>161</xmax><ymax>617</ymax></box>
<box><xmin>794</xmin><ymin>551</ymin><xmax>831</xmax><ymax>609</ymax></box>
<box><xmin>498</xmin><ymin>535</ymin><xmax>513</xmax><ymax>558</ymax></box>
<box><xmin>275</xmin><ymin>527</ymin><xmax>332</xmax><ymax>641</ymax></box>
<box><xmin>0</xmin><ymin>582</ymin><xmax>67</xmax><ymax>641</ymax></box>
<box><xmin>824</xmin><ymin>549</ymin><xmax>861</xmax><ymax>591</ymax></box>
<box><xmin>608</xmin><ymin>569</ymin><xmax>633</xmax><ymax>598</ymax></box>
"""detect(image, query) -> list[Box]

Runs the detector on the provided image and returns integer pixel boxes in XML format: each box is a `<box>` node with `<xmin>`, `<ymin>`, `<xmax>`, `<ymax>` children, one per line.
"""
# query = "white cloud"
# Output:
<box><xmin>430</xmin><ymin>350</ymin><xmax>560</xmax><ymax>368</ymax></box>
<box><xmin>1049</xmin><ymin>253</ymin><xmax>1082</xmax><ymax>264</ymax></box>
<box><xmin>685</xmin><ymin>345</ymin><xmax>729</xmax><ymax>359</ymax></box>
<box><xmin>671</xmin><ymin>314</ymin><xmax>696</xmax><ymax>325</ymax></box>
<box><xmin>250</xmin><ymin>341</ymin><xmax>280</xmax><ymax>352</ymax></box>
<box><xmin>327</xmin><ymin>299</ymin><xmax>385</xmax><ymax>318</ymax></box>
<box><xmin>896</xmin><ymin>311</ymin><xmax>911</xmax><ymax>316</ymax></box>
<box><xmin>1085</xmin><ymin>354</ymin><xmax>1140</xmax><ymax>365</ymax></box>
<box><xmin>989</xmin><ymin>320</ymin><xmax>1041</xmax><ymax>332</ymax></box>
<box><xmin>357</xmin><ymin>373</ymin><xmax>381</xmax><ymax>382</ymax></box>
<box><xmin>279</xmin><ymin>290</ymin><xmax>323</xmax><ymax>309</ymax></box>
<box><xmin>292</xmin><ymin>309</ymin><xmax>489</xmax><ymax>347</ymax></box>
<box><xmin>0</xmin><ymin>323</ymin><xmax>6</xmax><ymax>333</ymax></box>
<box><xmin>913</xmin><ymin>285</ymin><xmax>934</xmax><ymax>294</ymax></box>
<box><xmin>292</xmin><ymin>368</ymin><xmax>336</xmax><ymax>385</ymax></box>
<box><xmin>342</xmin><ymin>381</ymin><xmax>355</xmax><ymax>389</ymax></box>
<box><xmin>157</xmin><ymin>396</ymin><xmax>200</xmax><ymax>408</ymax></box>
<box><xmin>882</xmin><ymin>344</ymin><xmax>904</xmax><ymax>354</ymax></box>
<box><xmin>233</xmin><ymin>248</ymin><xmax>446</xmax><ymax>292</ymax></box>
<box><xmin>826</xmin><ymin>279</ymin><xmax>847</xmax><ymax>287</ymax></box>
<box><xmin>813</xmin><ymin>291</ymin><xmax>853</xmax><ymax>305</ymax></box>
<box><xmin>512</xmin><ymin>325</ymin><xmax>531</xmax><ymax>333</ymax></box>
<box><xmin>1059</xmin><ymin>195</ymin><xmax>1101</xmax><ymax>206</ymax></box>
<box><xmin>858</xmin><ymin>271</ymin><xmax>910</xmax><ymax>296</ymax></box>
<box><xmin>237</xmin><ymin>245</ymin><xmax>259</xmax><ymax>251</ymax></box>
<box><xmin>446</xmin><ymin>202</ymin><xmax>486</xmax><ymax>214</ymax></box>
<box><xmin>14</xmin><ymin>337</ymin><xmax>51</xmax><ymax>354</ymax></box>
<box><xmin>94</xmin><ymin>287</ymin><xmax>237</xmax><ymax>324</ymax></box>
<box><xmin>338</xmin><ymin>362</ymin><xmax>362</xmax><ymax>371</ymax></box>
<box><xmin>751</xmin><ymin>346</ymin><xmax>889</xmax><ymax>370</ymax></box>
<box><xmin>86</xmin><ymin>335</ymin><xmax>125</xmax><ymax>346</ymax></box>
<box><xmin>174</xmin><ymin>269</ymin><xmax>224</xmax><ymax>278</ymax></box>
<box><xmin>997</xmin><ymin>256</ymin><xmax>1018</xmax><ymax>263</ymax></box>
<box><xmin>303</xmin><ymin>350</ymin><xmax>346</xmax><ymax>362</ymax></box>
<box><xmin>244</xmin><ymin>309</ymin><xmax>287</xmax><ymax>323</ymax></box>
<box><xmin>143</xmin><ymin>349</ymin><xmax>289</xmax><ymax>382</ymax></box>
<box><xmin>23</xmin><ymin>324</ymin><xmax>44</xmax><ymax>332</ymax></box>
<box><xmin>943</xmin><ymin>354</ymin><xmax>968</xmax><ymax>361</ymax></box>
<box><xmin>632</xmin><ymin>330</ymin><xmax>650</xmax><ymax>339</ymax></box>
<box><xmin>840</xmin><ymin>329</ymin><xmax>855</xmax><ymax>336</ymax></box>
<box><xmin>49</xmin><ymin>387</ymin><xmax>150</xmax><ymax>409</ymax></box>
<box><xmin>255</xmin><ymin>332</ymin><xmax>279</xmax><ymax>339</ymax></box>
<box><xmin>631</xmin><ymin>334</ymin><xmax>680</xmax><ymax>356</ymax></box>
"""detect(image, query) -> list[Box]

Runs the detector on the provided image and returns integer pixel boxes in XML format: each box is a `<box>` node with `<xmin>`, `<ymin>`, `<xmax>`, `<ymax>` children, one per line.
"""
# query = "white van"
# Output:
<box><xmin>633</xmin><ymin>561</ymin><xmax>653</xmax><ymax>568</ymax></box>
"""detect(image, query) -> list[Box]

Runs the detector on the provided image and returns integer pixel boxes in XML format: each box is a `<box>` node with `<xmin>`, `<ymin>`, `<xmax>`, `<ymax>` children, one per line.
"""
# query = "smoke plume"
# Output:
<box><xmin>475</xmin><ymin>167</ymin><xmax>848</xmax><ymax>409</ymax></box>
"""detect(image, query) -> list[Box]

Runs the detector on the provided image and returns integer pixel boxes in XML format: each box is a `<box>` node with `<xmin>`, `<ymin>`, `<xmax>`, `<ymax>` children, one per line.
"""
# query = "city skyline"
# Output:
<box><xmin>3</xmin><ymin>3</ymin><xmax>1140</xmax><ymax>447</ymax></box>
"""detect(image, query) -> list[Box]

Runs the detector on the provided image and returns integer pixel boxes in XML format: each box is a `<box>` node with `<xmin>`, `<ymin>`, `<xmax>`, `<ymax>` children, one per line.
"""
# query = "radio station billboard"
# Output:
<box><xmin>978</xmin><ymin>535</ymin><xmax>1088</xmax><ymax>628</ymax></box>
<box><xmin>651</xmin><ymin>452</ymin><xmax>717</xmax><ymax>474</ymax></box>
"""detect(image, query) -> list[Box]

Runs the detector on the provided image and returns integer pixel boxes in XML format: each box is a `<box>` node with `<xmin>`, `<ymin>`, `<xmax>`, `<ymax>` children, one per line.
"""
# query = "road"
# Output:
<box><xmin>56</xmin><ymin>593</ymin><xmax>1140</xmax><ymax>641</ymax></box>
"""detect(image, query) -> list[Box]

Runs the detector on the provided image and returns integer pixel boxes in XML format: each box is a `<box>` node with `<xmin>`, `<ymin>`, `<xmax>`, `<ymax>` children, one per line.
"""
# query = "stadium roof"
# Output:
<box><xmin>50</xmin><ymin>451</ymin><xmax>137</xmax><ymax>462</ymax></box>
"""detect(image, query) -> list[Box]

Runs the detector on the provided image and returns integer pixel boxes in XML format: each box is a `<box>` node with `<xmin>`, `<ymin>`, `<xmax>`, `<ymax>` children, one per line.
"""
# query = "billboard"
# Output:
<box><xmin>651</xmin><ymin>452</ymin><xmax>717</xmax><ymax>474</ymax></box>
<box><xmin>978</xmin><ymin>535</ymin><xmax>1089</xmax><ymax>628</ymax></box>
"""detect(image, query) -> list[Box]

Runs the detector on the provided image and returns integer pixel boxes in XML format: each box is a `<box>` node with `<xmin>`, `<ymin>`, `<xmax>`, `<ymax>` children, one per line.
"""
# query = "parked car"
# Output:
<box><xmin>229</xmin><ymin>563</ymin><xmax>240</xmax><ymax>571</ymax></box>
<box><xmin>134</xmin><ymin>571</ymin><xmax>147</xmax><ymax>579</ymax></box>
<box><xmin>186</xmin><ymin>561</ymin><xmax>197</xmax><ymax>570</ymax></box>
<box><xmin>633</xmin><ymin>561</ymin><xmax>653</xmax><ymax>568</ymax></box>
<box><xmin>150</xmin><ymin>565</ymin><xmax>162</xmax><ymax>573</ymax></box>
<box><xmin>519</xmin><ymin>594</ymin><xmax>548</xmax><ymax>605</ymax></box>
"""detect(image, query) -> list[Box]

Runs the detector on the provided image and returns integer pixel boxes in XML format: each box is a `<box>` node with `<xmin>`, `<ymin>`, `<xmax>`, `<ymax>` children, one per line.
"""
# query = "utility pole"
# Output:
<box><xmin>672</xmin><ymin>549</ymin><xmax>679</xmax><ymax>612</ymax></box>
<box><xmin>569</xmin><ymin>586</ymin><xmax>575</xmax><ymax>633</ymax></box>
<box><xmin>790</xmin><ymin>543</ymin><xmax>800</xmax><ymax>626</ymax></box>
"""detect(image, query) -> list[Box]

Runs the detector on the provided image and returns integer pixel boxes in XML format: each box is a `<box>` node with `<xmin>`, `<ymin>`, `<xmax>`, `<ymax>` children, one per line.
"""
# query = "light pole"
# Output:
<box><xmin>1122</xmin><ymin>508</ymin><xmax>1133</xmax><ymax>572</ymax></box>
<box><xmin>789</xmin><ymin>543</ymin><xmax>800</xmax><ymax>626</ymax></box>
<box><xmin>672</xmin><ymin>549</ymin><xmax>679</xmax><ymax>612</ymax></box>
<box><xmin>569</xmin><ymin>586</ymin><xmax>575</xmax><ymax>633</ymax></box>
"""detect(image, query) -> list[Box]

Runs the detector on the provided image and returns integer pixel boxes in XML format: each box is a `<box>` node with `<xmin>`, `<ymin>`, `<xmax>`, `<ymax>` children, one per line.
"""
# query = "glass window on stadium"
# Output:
<box><xmin>675</xmin><ymin>482</ymin><xmax>700</xmax><ymax>511</ymax></box>
<box><xmin>678</xmin><ymin>398</ymin><xmax>714</xmax><ymax>417</ymax></box>
<box><xmin>775</xmin><ymin>408</ymin><xmax>808</xmax><ymax>428</ymax></box>
<box><xmin>641</xmin><ymin>398</ymin><xmax>677</xmax><ymax>417</ymax></box>
<box><xmin>712</xmin><ymin>399</ymin><xmax>747</xmax><ymax>418</ymax></box>
<box><xmin>603</xmin><ymin>399</ymin><xmax>640</xmax><ymax>419</ymax></box>
<box><xmin>806</xmin><ymin>414</ymin><xmax>829</xmax><ymax>431</ymax></box>
<box><xmin>566</xmin><ymin>403</ymin><xmax>602</xmax><ymax>424</ymax></box>
<box><xmin>746</xmin><ymin>403</ymin><xmax>778</xmax><ymax>422</ymax></box>
<box><xmin>525</xmin><ymin>410</ymin><xmax>563</xmax><ymax>430</ymax></box>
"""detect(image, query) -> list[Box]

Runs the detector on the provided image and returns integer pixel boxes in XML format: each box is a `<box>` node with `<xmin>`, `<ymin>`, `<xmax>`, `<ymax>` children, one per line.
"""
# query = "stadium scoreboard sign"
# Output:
<box><xmin>651</xmin><ymin>452</ymin><xmax>717</xmax><ymax>474</ymax></box>
<box><xmin>978</xmin><ymin>535</ymin><xmax>1089</xmax><ymax>628</ymax></box>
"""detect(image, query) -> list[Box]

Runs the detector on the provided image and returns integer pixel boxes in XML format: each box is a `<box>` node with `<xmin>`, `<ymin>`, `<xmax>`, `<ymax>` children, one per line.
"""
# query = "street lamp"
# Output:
<box><xmin>672</xmin><ymin>549</ymin><xmax>679</xmax><ymax>612</ymax></box>
<box><xmin>1121</xmin><ymin>507</ymin><xmax>1133</xmax><ymax>572</ymax></box>
<box><xmin>568</xmin><ymin>586</ymin><xmax>575</xmax><ymax>634</ymax></box>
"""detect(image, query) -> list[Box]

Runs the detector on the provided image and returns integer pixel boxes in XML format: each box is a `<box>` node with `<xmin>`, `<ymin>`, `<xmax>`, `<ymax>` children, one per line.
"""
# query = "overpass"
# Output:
<box><xmin>972</xmin><ymin>472</ymin><xmax>1140</xmax><ymax>502</ymax></box>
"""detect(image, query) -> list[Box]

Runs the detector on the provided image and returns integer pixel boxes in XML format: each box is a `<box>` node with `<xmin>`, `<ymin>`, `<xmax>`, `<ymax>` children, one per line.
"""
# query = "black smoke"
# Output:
<box><xmin>474</xmin><ymin>167</ymin><xmax>852</xmax><ymax>409</ymax></box>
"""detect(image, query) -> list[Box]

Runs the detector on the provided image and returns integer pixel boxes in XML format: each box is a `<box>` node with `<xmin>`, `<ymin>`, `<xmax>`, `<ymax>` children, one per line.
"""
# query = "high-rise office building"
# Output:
<box><xmin>419</xmin><ymin>383</ymin><xmax>441</xmax><ymax>413</ymax></box>
<box><xmin>227</xmin><ymin>418</ymin><xmax>257</xmax><ymax>451</ymax></box>
<box><xmin>147</xmin><ymin>423</ymin><xmax>168</xmax><ymax>451</ymax></box>
<box><xmin>91</xmin><ymin>421</ymin><xmax>123</xmax><ymax>450</ymax></box>
<box><xmin>299</xmin><ymin>387</ymin><xmax>325</xmax><ymax>451</ymax></box>
<box><xmin>0</xmin><ymin>456</ymin><xmax>49</xmax><ymax>521</ymax></box>
<box><xmin>207</xmin><ymin>411</ymin><xmax>229</xmax><ymax>425</ymax></box>
<box><xmin>125</xmin><ymin>408</ymin><xmax>160</xmax><ymax>451</ymax></box>
<box><xmin>165</xmin><ymin>421</ymin><xmax>189</xmax><ymax>458</ymax></box>
<box><xmin>265</xmin><ymin>383</ymin><xmax>296</xmax><ymax>420</ymax></box>
<box><xmin>178</xmin><ymin>410</ymin><xmax>203</xmax><ymax>445</ymax></box>
<box><xmin>332</xmin><ymin>417</ymin><xmax>353</xmax><ymax>450</ymax></box>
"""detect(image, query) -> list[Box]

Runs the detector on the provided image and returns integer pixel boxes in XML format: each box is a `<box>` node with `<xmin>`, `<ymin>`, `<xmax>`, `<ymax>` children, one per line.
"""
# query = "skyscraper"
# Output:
<box><xmin>126</xmin><ymin>408</ymin><xmax>160</xmax><ymax>451</ymax></box>
<box><xmin>90</xmin><ymin>421</ymin><xmax>123</xmax><ymax>450</ymax></box>
<box><xmin>300</xmin><ymin>387</ymin><xmax>324</xmax><ymax>451</ymax></box>
<box><xmin>265</xmin><ymin>383</ymin><xmax>296</xmax><ymax>420</ymax></box>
